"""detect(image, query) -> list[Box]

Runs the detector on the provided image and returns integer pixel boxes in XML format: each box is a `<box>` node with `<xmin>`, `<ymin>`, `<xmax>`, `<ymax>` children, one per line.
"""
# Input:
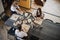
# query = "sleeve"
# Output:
<box><xmin>16</xmin><ymin>5</ymin><xmax>20</xmax><ymax>9</ymax></box>
<box><xmin>23</xmin><ymin>32</ymin><xmax>28</xmax><ymax>37</ymax></box>
<box><xmin>15</xmin><ymin>5</ymin><xmax>21</xmax><ymax>13</ymax></box>
<box><xmin>15</xmin><ymin>29</ymin><xmax>18</xmax><ymax>35</ymax></box>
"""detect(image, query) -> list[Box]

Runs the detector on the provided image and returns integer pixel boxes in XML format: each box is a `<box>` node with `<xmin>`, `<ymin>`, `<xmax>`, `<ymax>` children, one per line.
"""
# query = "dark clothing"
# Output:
<box><xmin>11</xmin><ymin>11</ymin><xmax>17</xmax><ymax>15</ymax></box>
<box><xmin>36</xmin><ymin>8</ymin><xmax>42</xmax><ymax>17</ymax></box>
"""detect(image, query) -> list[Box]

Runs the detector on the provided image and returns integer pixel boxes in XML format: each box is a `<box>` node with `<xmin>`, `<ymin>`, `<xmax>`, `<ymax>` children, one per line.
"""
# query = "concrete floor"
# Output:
<box><xmin>0</xmin><ymin>20</ymin><xmax>7</xmax><ymax>40</ymax></box>
<box><xmin>42</xmin><ymin>0</ymin><xmax>60</xmax><ymax>23</ymax></box>
<box><xmin>0</xmin><ymin>20</ymin><xmax>15</xmax><ymax>40</ymax></box>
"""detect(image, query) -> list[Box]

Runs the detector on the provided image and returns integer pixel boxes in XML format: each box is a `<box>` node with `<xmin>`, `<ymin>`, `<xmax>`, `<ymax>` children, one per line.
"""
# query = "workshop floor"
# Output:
<box><xmin>0</xmin><ymin>20</ymin><xmax>7</xmax><ymax>40</ymax></box>
<box><xmin>0</xmin><ymin>0</ymin><xmax>60</xmax><ymax>40</ymax></box>
<box><xmin>0</xmin><ymin>4</ymin><xmax>11</xmax><ymax>40</ymax></box>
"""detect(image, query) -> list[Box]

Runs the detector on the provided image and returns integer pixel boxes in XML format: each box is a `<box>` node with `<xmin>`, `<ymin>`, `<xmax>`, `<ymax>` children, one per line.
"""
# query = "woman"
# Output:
<box><xmin>36</xmin><ymin>8</ymin><xmax>44</xmax><ymax>19</ymax></box>
<box><xmin>36</xmin><ymin>8</ymin><xmax>42</xmax><ymax>17</ymax></box>
<box><xmin>15</xmin><ymin>25</ymin><xmax>28</xmax><ymax>40</ymax></box>
<box><xmin>10</xmin><ymin>1</ymin><xmax>21</xmax><ymax>15</ymax></box>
